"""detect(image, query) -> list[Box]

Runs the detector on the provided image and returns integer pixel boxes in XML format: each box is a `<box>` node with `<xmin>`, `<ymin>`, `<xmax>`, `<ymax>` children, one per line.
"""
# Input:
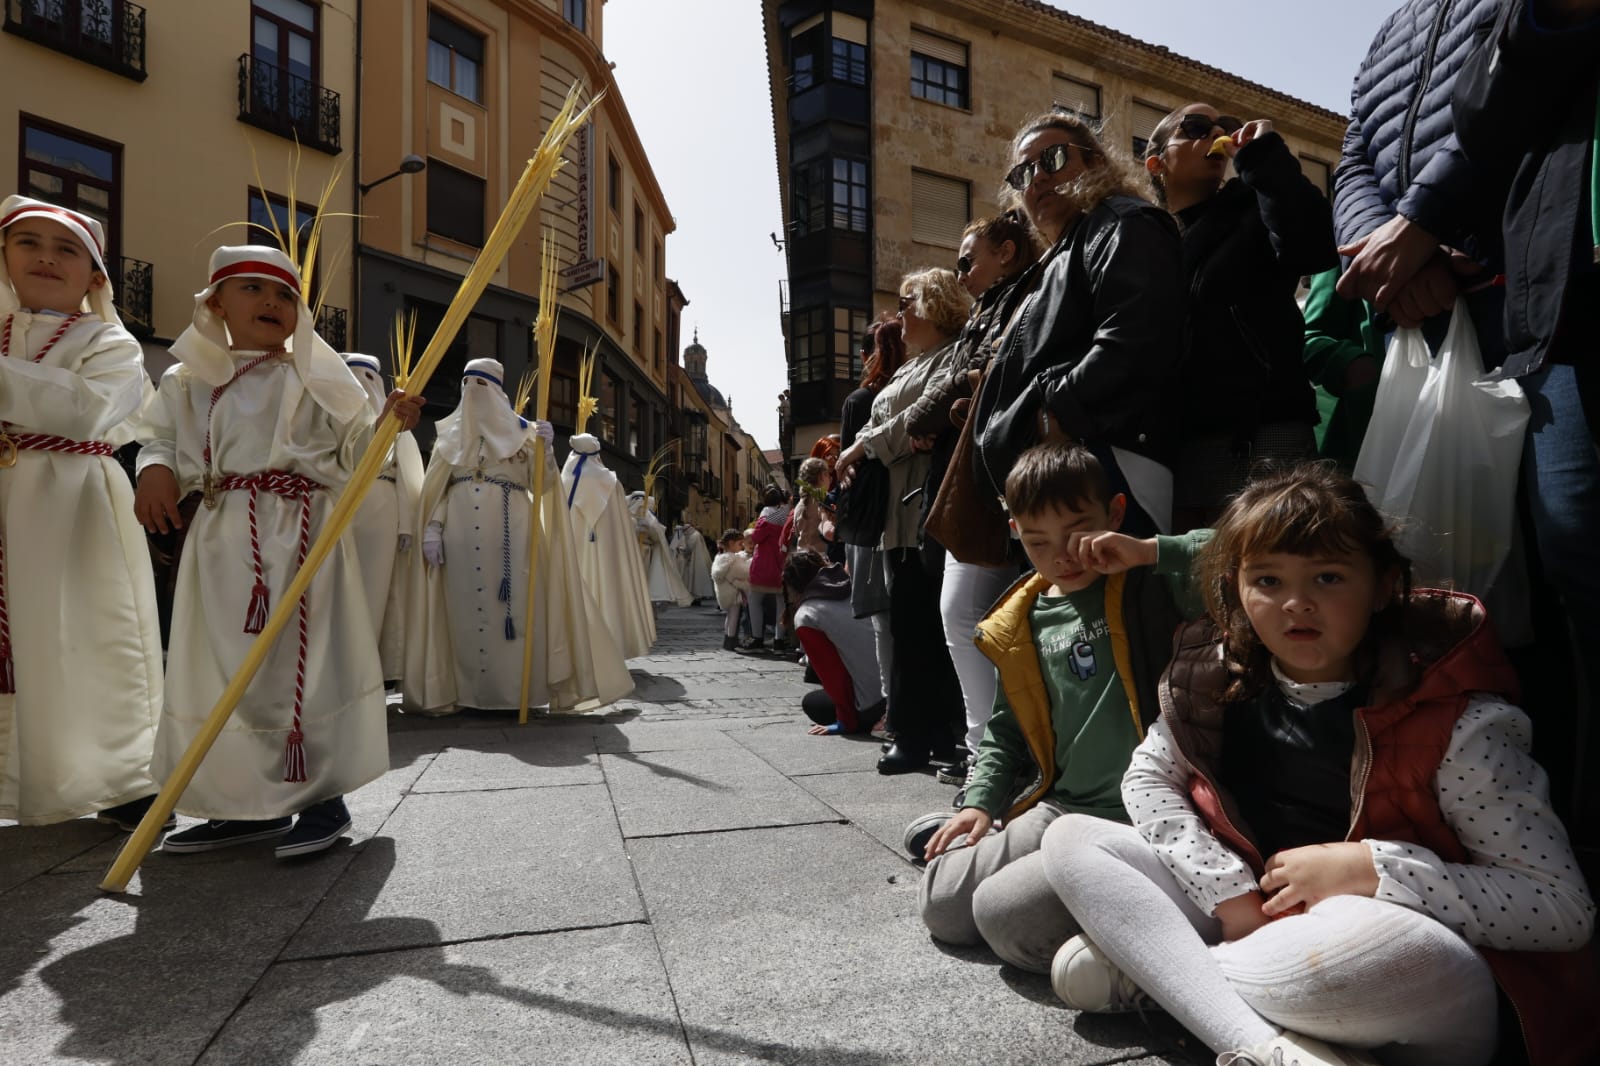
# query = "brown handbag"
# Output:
<box><xmin>925</xmin><ymin>395</ymin><xmax>1012</xmax><ymax>567</ymax></box>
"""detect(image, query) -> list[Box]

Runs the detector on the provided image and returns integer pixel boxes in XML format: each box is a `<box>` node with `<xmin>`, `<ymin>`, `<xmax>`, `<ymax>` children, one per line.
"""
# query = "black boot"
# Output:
<box><xmin>877</xmin><ymin>742</ymin><xmax>929</xmax><ymax>775</ymax></box>
<box><xmin>722</xmin><ymin>635</ymin><xmax>738</xmax><ymax>651</ymax></box>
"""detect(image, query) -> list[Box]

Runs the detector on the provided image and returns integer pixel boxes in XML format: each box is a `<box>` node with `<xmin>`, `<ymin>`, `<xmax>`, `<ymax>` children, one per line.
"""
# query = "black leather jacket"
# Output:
<box><xmin>972</xmin><ymin>194</ymin><xmax>1184</xmax><ymax>498</ymax></box>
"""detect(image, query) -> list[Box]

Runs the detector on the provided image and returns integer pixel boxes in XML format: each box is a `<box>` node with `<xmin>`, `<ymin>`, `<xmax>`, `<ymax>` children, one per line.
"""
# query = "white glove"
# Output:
<box><xmin>422</xmin><ymin>521</ymin><xmax>445</xmax><ymax>567</ymax></box>
<box><xmin>397</xmin><ymin>533</ymin><xmax>413</xmax><ymax>553</ymax></box>
<box><xmin>532</xmin><ymin>419</ymin><xmax>554</xmax><ymax>443</ymax></box>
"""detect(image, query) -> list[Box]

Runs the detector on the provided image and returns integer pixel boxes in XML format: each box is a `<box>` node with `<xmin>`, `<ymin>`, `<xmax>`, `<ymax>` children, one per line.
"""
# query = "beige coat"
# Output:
<box><xmin>854</xmin><ymin>339</ymin><xmax>958</xmax><ymax>551</ymax></box>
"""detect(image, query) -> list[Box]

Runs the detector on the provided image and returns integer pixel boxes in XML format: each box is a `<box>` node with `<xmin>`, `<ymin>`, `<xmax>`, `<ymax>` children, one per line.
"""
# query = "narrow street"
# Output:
<box><xmin>2</xmin><ymin>605</ymin><xmax>1200</xmax><ymax>1065</ymax></box>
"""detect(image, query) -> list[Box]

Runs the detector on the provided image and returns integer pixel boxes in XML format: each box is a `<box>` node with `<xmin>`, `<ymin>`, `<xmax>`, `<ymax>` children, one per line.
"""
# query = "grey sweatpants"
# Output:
<box><xmin>916</xmin><ymin>801</ymin><xmax>1080</xmax><ymax>973</ymax></box>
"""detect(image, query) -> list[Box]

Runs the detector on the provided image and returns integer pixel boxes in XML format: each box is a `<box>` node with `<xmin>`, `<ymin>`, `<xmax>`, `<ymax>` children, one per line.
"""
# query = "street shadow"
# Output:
<box><xmin>626</xmin><ymin>670</ymin><xmax>689</xmax><ymax>702</ymax></box>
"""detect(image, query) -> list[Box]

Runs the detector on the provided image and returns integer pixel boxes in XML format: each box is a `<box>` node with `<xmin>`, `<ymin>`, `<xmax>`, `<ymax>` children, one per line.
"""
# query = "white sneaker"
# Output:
<box><xmin>1216</xmin><ymin>1033</ymin><xmax>1381</xmax><ymax>1066</ymax></box>
<box><xmin>1050</xmin><ymin>934</ymin><xmax>1155</xmax><ymax>1013</ymax></box>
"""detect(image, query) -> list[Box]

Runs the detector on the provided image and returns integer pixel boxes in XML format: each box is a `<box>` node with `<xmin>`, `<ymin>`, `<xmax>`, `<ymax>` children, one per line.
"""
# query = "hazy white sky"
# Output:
<box><xmin>603</xmin><ymin>0</ymin><xmax>1401</xmax><ymax>450</ymax></box>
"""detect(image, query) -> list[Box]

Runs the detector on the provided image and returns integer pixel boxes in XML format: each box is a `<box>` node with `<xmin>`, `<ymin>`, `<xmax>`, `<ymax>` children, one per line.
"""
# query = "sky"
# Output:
<box><xmin>602</xmin><ymin>0</ymin><xmax>1401</xmax><ymax>450</ymax></box>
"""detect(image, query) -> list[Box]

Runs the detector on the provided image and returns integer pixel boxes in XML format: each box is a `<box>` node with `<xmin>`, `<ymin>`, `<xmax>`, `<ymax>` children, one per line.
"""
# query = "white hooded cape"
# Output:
<box><xmin>629</xmin><ymin>492</ymin><xmax>693</xmax><ymax>607</ymax></box>
<box><xmin>560</xmin><ymin>434</ymin><xmax>655</xmax><ymax>659</ymax></box>
<box><xmin>671</xmin><ymin>524</ymin><xmax>716</xmax><ymax>601</ymax></box>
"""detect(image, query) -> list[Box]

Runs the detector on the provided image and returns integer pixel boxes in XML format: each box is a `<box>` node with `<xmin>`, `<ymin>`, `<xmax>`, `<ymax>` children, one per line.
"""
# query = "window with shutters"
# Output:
<box><xmin>1052</xmin><ymin>75</ymin><xmax>1101</xmax><ymax>125</ymax></box>
<box><xmin>830</xmin><ymin>13</ymin><xmax>868</xmax><ymax>86</ymax></box>
<box><xmin>791</xmin><ymin>307</ymin><xmax>829</xmax><ymax>383</ymax></box>
<box><xmin>789</xmin><ymin>14</ymin><xmax>824</xmax><ymax>92</ymax></box>
<box><xmin>426</xmin><ymin>10</ymin><xmax>482</xmax><ymax>103</ymax></box>
<box><xmin>1300</xmin><ymin>155</ymin><xmax>1332</xmax><ymax>199</ymax></box>
<box><xmin>792</xmin><ymin>159</ymin><xmax>827</xmax><ymax>235</ymax></box>
<box><xmin>911</xmin><ymin>170</ymin><xmax>969</xmax><ymax>249</ymax></box>
<box><xmin>426</xmin><ymin>158</ymin><xmax>485</xmax><ymax>246</ymax></box>
<box><xmin>909</xmin><ymin>29</ymin><xmax>967</xmax><ymax>109</ymax></box>
<box><xmin>831</xmin><ymin>158</ymin><xmax>868</xmax><ymax>233</ymax></box>
<box><xmin>834</xmin><ymin>308</ymin><xmax>869</xmax><ymax>381</ymax></box>
<box><xmin>1130</xmin><ymin>100</ymin><xmax>1170</xmax><ymax>159</ymax></box>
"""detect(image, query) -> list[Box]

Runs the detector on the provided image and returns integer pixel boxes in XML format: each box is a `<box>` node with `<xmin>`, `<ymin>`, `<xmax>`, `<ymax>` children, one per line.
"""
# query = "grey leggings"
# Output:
<box><xmin>1040</xmin><ymin>816</ymin><xmax>1499</xmax><ymax>1064</ymax></box>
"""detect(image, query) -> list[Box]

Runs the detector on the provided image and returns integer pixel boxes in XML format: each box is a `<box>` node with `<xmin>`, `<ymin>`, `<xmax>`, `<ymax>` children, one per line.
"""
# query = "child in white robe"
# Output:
<box><xmin>0</xmin><ymin>194</ymin><xmax>163</xmax><ymax>829</ymax></box>
<box><xmin>671</xmin><ymin>523</ymin><xmax>716</xmax><ymax>604</ymax></box>
<box><xmin>404</xmin><ymin>359</ymin><xmax>631</xmax><ymax>714</ymax></box>
<box><xmin>344</xmin><ymin>353</ymin><xmax>424</xmax><ymax>682</ymax></box>
<box><xmin>561</xmin><ymin>432</ymin><xmax>655</xmax><ymax>659</ymax></box>
<box><xmin>134</xmin><ymin>245</ymin><xmax>422</xmax><ymax>857</ymax></box>
<box><xmin>630</xmin><ymin>491</ymin><xmax>692</xmax><ymax>607</ymax></box>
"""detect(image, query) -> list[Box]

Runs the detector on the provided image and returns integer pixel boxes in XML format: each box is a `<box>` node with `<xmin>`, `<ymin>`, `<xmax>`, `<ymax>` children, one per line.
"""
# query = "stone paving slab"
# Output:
<box><xmin>629</xmin><ymin>822</ymin><xmax>1181</xmax><ymax>1066</ymax></box>
<box><xmin>797</xmin><ymin>769</ymin><xmax>956</xmax><ymax>859</ymax></box>
<box><xmin>0</xmin><ymin>859</ymin><xmax>354</xmax><ymax>1066</ymax></box>
<box><xmin>409</xmin><ymin>727</ymin><xmax>602</xmax><ymax>793</ymax></box>
<box><xmin>200</xmin><ymin>924</ymin><xmax>692</xmax><ymax>1066</ymax></box>
<box><xmin>0</xmin><ymin>820</ymin><xmax>121</xmax><ymax>895</ymax></box>
<box><xmin>284</xmin><ymin>785</ymin><xmax>641</xmax><ymax>958</ymax></box>
<box><xmin>731</xmin><ymin>719</ymin><xmax>891</xmax><ymax>776</ymax></box>
<box><xmin>600</xmin><ymin>746</ymin><xmax>842</xmax><ymax>839</ymax></box>
<box><xmin>590</xmin><ymin>720</ymin><xmax>740</xmax><ymax>754</ymax></box>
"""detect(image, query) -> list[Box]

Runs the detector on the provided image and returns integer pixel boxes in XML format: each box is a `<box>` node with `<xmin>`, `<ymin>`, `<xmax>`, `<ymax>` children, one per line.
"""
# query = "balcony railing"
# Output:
<box><xmin>114</xmin><ymin>255</ymin><xmax>152</xmax><ymax>338</ymax></box>
<box><xmin>4</xmin><ymin>0</ymin><xmax>146</xmax><ymax>80</ymax></box>
<box><xmin>237</xmin><ymin>53</ymin><xmax>341</xmax><ymax>155</ymax></box>
<box><xmin>315</xmin><ymin>305</ymin><xmax>347</xmax><ymax>351</ymax></box>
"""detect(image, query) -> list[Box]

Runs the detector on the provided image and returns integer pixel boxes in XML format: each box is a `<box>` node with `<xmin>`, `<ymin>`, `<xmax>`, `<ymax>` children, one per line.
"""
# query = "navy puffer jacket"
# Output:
<box><xmin>1332</xmin><ymin>0</ymin><xmax>1501</xmax><ymax>251</ymax></box>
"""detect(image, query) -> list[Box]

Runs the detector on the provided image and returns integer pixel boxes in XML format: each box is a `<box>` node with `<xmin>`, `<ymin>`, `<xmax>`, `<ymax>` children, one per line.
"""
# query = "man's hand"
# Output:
<box><xmin>1066</xmin><ymin>532</ymin><xmax>1158</xmax><ymax>575</ymax></box>
<box><xmin>381</xmin><ymin>390</ymin><xmax>425</xmax><ymax>432</ymax></box>
<box><xmin>1215</xmin><ymin>890</ymin><xmax>1273</xmax><ymax>942</ymax></box>
<box><xmin>910</xmin><ymin>434</ymin><xmax>937</xmax><ymax>453</ymax></box>
<box><xmin>1336</xmin><ymin>214</ymin><xmax>1442</xmax><ymax>310</ymax></box>
<box><xmin>1260</xmin><ymin>842</ymin><xmax>1379</xmax><ymax>916</ymax></box>
<box><xmin>924</xmin><ymin>807</ymin><xmax>993</xmax><ymax>860</ymax></box>
<box><xmin>135</xmin><ymin>466</ymin><xmax>184</xmax><ymax>534</ymax></box>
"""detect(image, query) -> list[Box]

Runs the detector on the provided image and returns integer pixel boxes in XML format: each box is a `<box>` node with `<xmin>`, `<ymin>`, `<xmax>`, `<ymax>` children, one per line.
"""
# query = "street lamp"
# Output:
<box><xmin>358</xmin><ymin>154</ymin><xmax>426</xmax><ymax>196</ymax></box>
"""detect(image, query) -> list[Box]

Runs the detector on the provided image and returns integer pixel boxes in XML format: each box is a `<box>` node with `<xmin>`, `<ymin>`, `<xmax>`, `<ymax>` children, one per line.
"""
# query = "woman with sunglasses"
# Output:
<box><xmin>837</xmin><ymin>269</ymin><xmax>971</xmax><ymax>774</ymax></box>
<box><xmin>1143</xmin><ymin>103</ymin><xmax>1338</xmax><ymax>529</ymax></box>
<box><xmin>970</xmin><ymin>111</ymin><xmax>1183</xmax><ymax>538</ymax></box>
<box><xmin>896</xmin><ymin>212</ymin><xmax>1040</xmax><ymax>790</ymax></box>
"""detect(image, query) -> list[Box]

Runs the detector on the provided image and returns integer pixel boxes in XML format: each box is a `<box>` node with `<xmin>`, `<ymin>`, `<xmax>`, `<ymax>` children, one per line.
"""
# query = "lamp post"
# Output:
<box><xmin>358</xmin><ymin>153</ymin><xmax>427</xmax><ymax>196</ymax></box>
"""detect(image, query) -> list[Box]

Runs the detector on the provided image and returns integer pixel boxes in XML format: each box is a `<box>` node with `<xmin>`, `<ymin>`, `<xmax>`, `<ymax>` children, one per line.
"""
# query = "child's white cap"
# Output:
<box><xmin>0</xmin><ymin>194</ymin><xmax>120</xmax><ymax>324</ymax></box>
<box><xmin>431</xmin><ymin>357</ymin><xmax>535</xmax><ymax>465</ymax></box>
<box><xmin>170</xmin><ymin>245</ymin><xmax>366</xmax><ymax>423</ymax></box>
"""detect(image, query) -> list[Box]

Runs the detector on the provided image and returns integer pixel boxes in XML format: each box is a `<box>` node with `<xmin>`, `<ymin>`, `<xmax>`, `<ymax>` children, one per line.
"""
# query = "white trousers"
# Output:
<box><xmin>940</xmin><ymin>558</ymin><xmax>1014</xmax><ymax>755</ymax></box>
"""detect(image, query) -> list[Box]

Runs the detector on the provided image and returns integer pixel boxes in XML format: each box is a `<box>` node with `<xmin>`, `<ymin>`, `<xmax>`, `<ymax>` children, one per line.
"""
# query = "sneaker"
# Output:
<box><xmin>163</xmin><ymin>817</ymin><xmax>294</xmax><ymax>853</ymax></box>
<box><xmin>1216</xmin><ymin>1034</ymin><xmax>1380</xmax><ymax>1066</ymax></box>
<box><xmin>1051</xmin><ymin>935</ymin><xmax>1155</xmax><ymax>1014</ymax></box>
<box><xmin>902</xmin><ymin>810</ymin><xmax>950</xmax><ymax>861</ymax></box>
<box><xmin>734</xmin><ymin>639</ymin><xmax>768</xmax><ymax>656</ymax></box>
<box><xmin>950</xmin><ymin>786</ymin><xmax>969</xmax><ymax>810</ymax></box>
<box><xmin>96</xmin><ymin>795</ymin><xmax>177</xmax><ymax>833</ymax></box>
<box><xmin>275</xmin><ymin>797</ymin><xmax>353</xmax><ymax>859</ymax></box>
<box><xmin>936</xmin><ymin>756</ymin><xmax>971</xmax><ymax>785</ymax></box>
<box><xmin>722</xmin><ymin>635</ymin><xmax>738</xmax><ymax>651</ymax></box>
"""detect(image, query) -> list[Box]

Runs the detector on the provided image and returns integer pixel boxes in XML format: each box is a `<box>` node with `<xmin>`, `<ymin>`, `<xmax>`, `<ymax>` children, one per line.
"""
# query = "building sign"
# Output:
<box><xmin>560</xmin><ymin>257</ymin><xmax>605</xmax><ymax>290</ymax></box>
<box><xmin>560</xmin><ymin>124</ymin><xmax>603</xmax><ymax>290</ymax></box>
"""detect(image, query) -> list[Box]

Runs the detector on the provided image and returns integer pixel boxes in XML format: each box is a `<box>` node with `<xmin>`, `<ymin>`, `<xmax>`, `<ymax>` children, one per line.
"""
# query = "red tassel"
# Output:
<box><xmin>0</xmin><ymin>643</ymin><xmax>13</xmax><ymax>695</ymax></box>
<box><xmin>283</xmin><ymin>729</ymin><xmax>306</xmax><ymax>782</ymax></box>
<box><xmin>244</xmin><ymin>582</ymin><xmax>270</xmax><ymax>634</ymax></box>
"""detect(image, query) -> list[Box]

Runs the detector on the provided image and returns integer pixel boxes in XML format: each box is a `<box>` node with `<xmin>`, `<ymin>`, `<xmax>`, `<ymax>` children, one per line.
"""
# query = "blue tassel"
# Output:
<box><xmin>498</xmin><ymin>576</ymin><xmax>512</xmax><ymax>602</ymax></box>
<box><xmin>504</xmin><ymin>616</ymin><xmax>516</xmax><ymax>641</ymax></box>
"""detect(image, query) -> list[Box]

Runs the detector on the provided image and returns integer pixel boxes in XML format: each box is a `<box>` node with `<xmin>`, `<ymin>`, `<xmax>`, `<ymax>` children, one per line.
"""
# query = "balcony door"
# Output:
<box><xmin>250</xmin><ymin>0</ymin><xmax>319</xmax><ymax>131</ymax></box>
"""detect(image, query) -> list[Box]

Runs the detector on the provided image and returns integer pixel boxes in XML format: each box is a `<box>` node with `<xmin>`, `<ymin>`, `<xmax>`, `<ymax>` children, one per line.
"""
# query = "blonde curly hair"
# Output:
<box><xmin>898</xmin><ymin>267</ymin><xmax>971</xmax><ymax>338</ymax></box>
<box><xmin>1000</xmin><ymin>111</ymin><xmax>1151</xmax><ymax>226</ymax></box>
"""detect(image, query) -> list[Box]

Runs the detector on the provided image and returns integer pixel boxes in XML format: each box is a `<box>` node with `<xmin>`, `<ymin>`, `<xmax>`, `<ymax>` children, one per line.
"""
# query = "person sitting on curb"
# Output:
<box><xmin>783</xmin><ymin>549</ymin><xmax>885</xmax><ymax>736</ymax></box>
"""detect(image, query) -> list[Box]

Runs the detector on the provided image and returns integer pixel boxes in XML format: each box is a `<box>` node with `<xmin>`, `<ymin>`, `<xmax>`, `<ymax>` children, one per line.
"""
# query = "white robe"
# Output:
<box><xmin>403</xmin><ymin>438</ymin><xmax>633</xmax><ymax>714</ymax></box>
<box><xmin>561</xmin><ymin>449</ymin><xmax>655</xmax><ymax>659</ymax></box>
<box><xmin>0</xmin><ymin>312</ymin><xmax>162</xmax><ymax>824</ymax></box>
<box><xmin>671</xmin><ymin>524</ymin><xmax>716</xmax><ymax>601</ymax></box>
<box><xmin>350</xmin><ymin>431</ymin><xmax>424</xmax><ymax>679</ymax></box>
<box><xmin>137</xmin><ymin>354</ymin><xmax>385</xmax><ymax>819</ymax></box>
<box><xmin>630</xmin><ymin>497</ymin><xmax>692</xmax><ymax>606</ymax></box>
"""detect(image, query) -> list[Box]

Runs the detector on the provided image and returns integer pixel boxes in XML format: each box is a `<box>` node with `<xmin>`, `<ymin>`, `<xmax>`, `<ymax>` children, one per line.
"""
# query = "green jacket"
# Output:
<box><xmin>1302</xmin><ymin>267</ymin><xmax>1383</xmax><ymax>472</ymax></box>
<box><xmin>967</xmin><ymin>534</ymin><xmax>1207</xmax><ymax>821</ymax></box>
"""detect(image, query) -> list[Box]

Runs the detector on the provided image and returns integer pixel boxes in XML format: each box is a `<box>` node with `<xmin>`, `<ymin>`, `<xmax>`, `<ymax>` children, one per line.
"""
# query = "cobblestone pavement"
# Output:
<box><xmin>1</xmin><ymin>605</ymin><xmax>1203</xmax><ymax>1065</ymax></box>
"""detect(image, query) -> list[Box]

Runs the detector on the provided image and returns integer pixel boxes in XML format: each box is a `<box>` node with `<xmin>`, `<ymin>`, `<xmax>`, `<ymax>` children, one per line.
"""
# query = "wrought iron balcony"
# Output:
<box><xmin>4</xmin><ymin>0</ymin><xmax>146</xmax><ymax>81</ymax></box>
<box><xmin>237</xmin><ymin>53</ymin><xmax>341</xmax><ymax>155</ymax></box>
<box><xmin>114</xmin><ymin>255</ymin><xmax>152</xmax><ymax>339</ymax></box>
<box><xmin>316</xmin><ymin>304</ymin><xmax>347</xmax><ymax>351</ymax></box>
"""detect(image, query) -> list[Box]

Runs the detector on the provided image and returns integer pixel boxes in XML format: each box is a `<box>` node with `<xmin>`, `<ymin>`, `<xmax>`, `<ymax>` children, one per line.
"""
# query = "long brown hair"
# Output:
<box><xmin>860</xmin><ymin>315</ymin><xmax>905</xmax><ymax>392</ymax></box>
<box><xmin>1197</xmin><ymin>462</ymin><xmax>1412</xmax><ymax>702</ymax></box>
<box><xmin>1002</xmin><ymin>111</ymin><xmax>1151</xmax><ymax>224</ymax></box>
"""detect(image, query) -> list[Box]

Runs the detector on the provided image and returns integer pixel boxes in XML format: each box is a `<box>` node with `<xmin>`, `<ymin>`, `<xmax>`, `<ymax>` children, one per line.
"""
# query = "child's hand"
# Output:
<box><xmin>381</xmin><ymin>390</ymin><xmax>425</xmax><ymax>432</ymax></box>
<box><xmin>924</xmin><ymin>807</ymin><xmax>993</xmax><ymax>861</ymax></box>
<box><xmin>1260</xmin><ymin>842</ymin><xmax>1379</xmax><ymax>916</ymax></box>
<box><xmin>1065</xmin><ymin>532</ymin><xmax>1158</xmax><ymax>575</ymax></box>
<box><xmin>135</xmin><ymin>466</ymin><xmax>184</xmax><ymax>534</ymax></box>
<box><xmin>1214</xmin><ymin>890</ymin><xmax>1272</xmax><ymax>941</ymax></box>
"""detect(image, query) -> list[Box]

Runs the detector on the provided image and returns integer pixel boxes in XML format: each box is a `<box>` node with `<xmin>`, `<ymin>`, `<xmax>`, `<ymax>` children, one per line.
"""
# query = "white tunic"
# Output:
<box><xmin>137</xmin><ymin>353</ymin><xmax>385</xmax><ymax>819</ymax></box>
<box><xmin>561</xmin><ymin>447</ymin><xmax>655</xmax><ymax>659</ymax></box>
<box><xmin>404</xmin><ymin>438</ymin><xmax>633</xmax><ymax>714</ymax></box>
<box><xmin>630</xmin><ymin>497</ymin><xmax>692</xmax><ymax>606</ymax></box>
<box><xmin>0</xmin><ymin>311</ymin><xmax>162</xmax><ymax>824</ymax></box>
<box><xmin>671</xmin><ymin>524</ymin><xmax>716</xmax><ymax>601</ymax></box>
<box><xmin>350</xmin><ymin>431</ymin><xmax>423</xmax><ymax>679</ymax></box>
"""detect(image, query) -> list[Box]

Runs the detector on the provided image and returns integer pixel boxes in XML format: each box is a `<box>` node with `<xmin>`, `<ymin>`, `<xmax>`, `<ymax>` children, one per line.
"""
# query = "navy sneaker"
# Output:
<box><xmin>96</xmin><ymin>795</ymin><xmax>177</xmax><ymax>834</ymax></box>
<box><xmin>163</xmin><ymin>817</ymin><xmax>293</xmax><ymax>853</ymax></box>
<box><xmin>275</xmin><ymin>797</ymin><xmax>352</xmax><ymax>859</ymax></box>
<box><xmin>902</xmin><ymin>810</ymin><xmax>951</xmax><ymax>862</ymax></box>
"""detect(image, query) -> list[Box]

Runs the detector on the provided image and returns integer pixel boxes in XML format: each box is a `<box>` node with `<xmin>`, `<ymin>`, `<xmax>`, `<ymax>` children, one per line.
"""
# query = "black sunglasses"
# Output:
<box><xmin>1004</xmin><ymin>142</ymin><xmax>1091</xmax><ymax>191</ymax></box>
<box><xmin>897</xmin><ymin>294</ymin><xmax>914</xmax><ymax>312</ymax></box>
<box><xmin>956</xmin><ymin>254</ymin><xmax>974</xmax><ymax>274</ymax></box>
<box><xmin>1175</xmin><ymin>113</ymin><xmax>1243</xmax><ymax>141</ymax></box>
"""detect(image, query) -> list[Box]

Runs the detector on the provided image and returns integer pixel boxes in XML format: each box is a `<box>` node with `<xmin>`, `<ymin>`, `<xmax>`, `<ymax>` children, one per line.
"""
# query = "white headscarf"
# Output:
<box><xmin>0</xmin><ymin>194</ymin><xmax>121</xmax><ymax>324</ymax></box>
<box><xmin>343</xmin><ymin>353</ymin><xmax>387</xmax><ymax>414</ymax></box>
<box><xmin>430</xmin><ymin>357</ymin><xmax>535</xmax><ymax>465</ymax></box>
<box><xmin>169</xmin><ymin>245</ymin><xmax>367</xmax><ymax>423</ymax></box>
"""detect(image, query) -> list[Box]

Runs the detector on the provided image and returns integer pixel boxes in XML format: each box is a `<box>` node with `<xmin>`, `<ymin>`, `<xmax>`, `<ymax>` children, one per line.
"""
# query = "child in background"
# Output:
<box><xmin>0</xmin><ymin>194</ymin><xmax>163</xmax><ymax>829</ymax></box>
<box><xmin>1040</xmin><ymin>463</ymin><xmax>1597</xmax><ymax>1066</ymax></box>
<box><xmin>910</xmin><ymin>443</ymin><xmax>1207</xmax><ymax>974</ymax></box>
<box><xmin>783</xmin><ymin>548</ymin><xmax>883</xmax><ymax>736</ymax></box>
<box><xmin>135</xmin><ymin>245</ymin><xmax>421</xmax><ymax>858</ymax></box>
<box><xmin>711</xmin><ymin>528</ymin><xmax>751</xmax><ymax>652</ymax></box>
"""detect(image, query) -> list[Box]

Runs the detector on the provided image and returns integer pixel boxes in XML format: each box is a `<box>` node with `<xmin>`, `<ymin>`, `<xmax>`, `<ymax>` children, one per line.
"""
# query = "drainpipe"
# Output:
<box><xmin>352</xmin><ymin>0</ymin><xmax>364</xmax><ymax>351</ymax></box>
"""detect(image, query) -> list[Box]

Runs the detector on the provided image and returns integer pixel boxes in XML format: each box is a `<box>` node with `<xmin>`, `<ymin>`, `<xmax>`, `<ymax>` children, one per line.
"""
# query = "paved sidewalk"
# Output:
<box><xmin>1</xmin><ymin>605</ymin><xmax>1205</xmax><ymax>1065</ymax></box>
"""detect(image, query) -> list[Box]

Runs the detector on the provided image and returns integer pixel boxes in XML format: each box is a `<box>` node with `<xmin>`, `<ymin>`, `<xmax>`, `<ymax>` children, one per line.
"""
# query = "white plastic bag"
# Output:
<box><xmin>1352</xmin><ymin>300</ymin><xmax>1529</xmax><ymax>601</ymax></box>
